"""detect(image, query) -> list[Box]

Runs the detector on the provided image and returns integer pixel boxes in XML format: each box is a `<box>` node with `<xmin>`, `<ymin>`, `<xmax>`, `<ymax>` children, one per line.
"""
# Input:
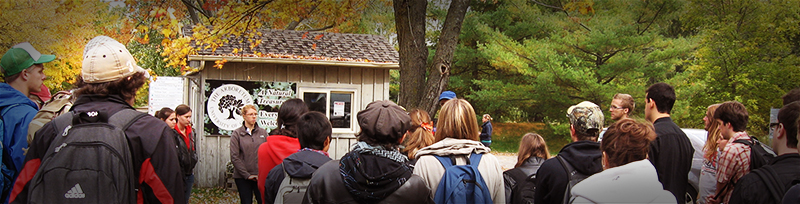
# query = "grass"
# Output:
<box><xmin>490</xmin><ymin>122</ymin><xmax>570</xmax><ymax>156</ymax></box>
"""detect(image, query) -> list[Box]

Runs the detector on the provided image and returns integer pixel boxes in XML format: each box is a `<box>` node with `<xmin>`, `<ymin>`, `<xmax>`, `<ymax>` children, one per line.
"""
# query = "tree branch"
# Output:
<box><xmin>304</xmin><ymin>24</ymin><xmax>335</xmax><ymax>32</ymax></box>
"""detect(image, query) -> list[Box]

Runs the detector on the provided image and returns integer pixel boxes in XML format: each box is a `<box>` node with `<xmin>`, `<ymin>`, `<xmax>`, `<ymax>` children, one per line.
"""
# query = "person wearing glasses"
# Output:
<box><xmin>231</xmin><ymin>104</ymin><xmax>268</xmax><ymax>204</ymax></box>
<box><xmin>609</xmin><ymin>93</ymin><xmax>635</xmax><ymax>121</ymax></box>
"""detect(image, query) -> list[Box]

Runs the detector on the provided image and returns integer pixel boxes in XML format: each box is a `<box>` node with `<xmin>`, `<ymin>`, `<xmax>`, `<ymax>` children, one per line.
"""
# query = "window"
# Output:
<box><xmin>300</xmin><ymin>87</ymin><xmax>358</xmax><ymax>133</ymax></box>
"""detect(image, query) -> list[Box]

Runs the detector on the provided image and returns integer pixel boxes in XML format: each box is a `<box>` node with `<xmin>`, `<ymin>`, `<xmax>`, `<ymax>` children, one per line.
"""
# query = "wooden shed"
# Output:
<box><xmin>181</xmin><ymin>27</ymin><xmax>398</xmax><ymax>187</ymax></box>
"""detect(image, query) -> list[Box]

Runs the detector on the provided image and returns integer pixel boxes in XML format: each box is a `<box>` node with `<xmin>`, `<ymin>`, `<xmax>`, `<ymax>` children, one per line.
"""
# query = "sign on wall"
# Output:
<box><xmin>204</xmin><ymin>80</ymin><xmax>297</xmax><ymax>136</ymax></box>
<box><xmin>148</xmin><ymin>76</ymin><xmax>185</xmax><ymax>116</ymax></box>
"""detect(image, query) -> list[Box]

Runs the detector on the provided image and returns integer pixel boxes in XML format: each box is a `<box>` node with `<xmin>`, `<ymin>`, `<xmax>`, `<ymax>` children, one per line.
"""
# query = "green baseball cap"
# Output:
<box><xmin>1</xmin><ymin>42</ymin><xmax>56</xmax><ymax>76</ymax></box>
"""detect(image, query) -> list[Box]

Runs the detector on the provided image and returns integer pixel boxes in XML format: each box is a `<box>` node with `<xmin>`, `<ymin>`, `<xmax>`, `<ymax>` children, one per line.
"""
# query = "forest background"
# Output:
<box><xmin>2</xmin><ymin>0</ymin><xmax>799</xmax><ymax>153</ymax></box>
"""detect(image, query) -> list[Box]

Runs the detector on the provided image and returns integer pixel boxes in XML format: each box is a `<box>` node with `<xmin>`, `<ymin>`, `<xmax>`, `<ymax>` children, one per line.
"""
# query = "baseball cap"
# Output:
<box><xmin>567</xmin><ymin>101</ymin><xmax>604</xmax><ymax>135</ymax></box>
<box><xmin>81</xmin><ymin>36</ymin><xmax>148</xmax><ymax>83</ymax></box>
<box><xmin>439</xmin><ymin>91</ymin><xmax>457</xmax><ymax>101</ymax></box>
<box><xmin>1</xmin><ymin>42</ymin><xmax>56</xmax><ymax>76</ymax></box>
<box><xmin>357</xmin><ymin>100</ymin><xmax>411</xmax><ymax>144</ymax></box>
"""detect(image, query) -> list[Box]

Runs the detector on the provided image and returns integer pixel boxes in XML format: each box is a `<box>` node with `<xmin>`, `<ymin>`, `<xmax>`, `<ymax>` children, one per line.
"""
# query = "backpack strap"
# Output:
<box><xmin>506</xmin><ymin>168</ymin><xmax>528</xmax><ymax>186</ymax></box>
<box><xmin>107</xmin><ymin>109</ymin><xmax>148</xmax><ymax>131</ymax></box>
<box><xmin>556</xmin><ymin>155</ymin><xmax>576</xmax><ymax>204</ymax></box>
<box><xmin>753</xmin><ymin>165</ymin><xmax>785</xmax><ymax>202</ymax></box>
<box><xmin>435</xmin><ymin>153</ymin><xmax>483</xmax><ymax>168</ymax></box>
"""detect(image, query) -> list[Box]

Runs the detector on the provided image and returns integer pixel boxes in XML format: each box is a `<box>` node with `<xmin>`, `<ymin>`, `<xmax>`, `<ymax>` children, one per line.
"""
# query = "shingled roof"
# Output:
<box><xmin>183</xmin><ymin>26</ymin><xmax>398</xmax><ymax>64</ymax></box>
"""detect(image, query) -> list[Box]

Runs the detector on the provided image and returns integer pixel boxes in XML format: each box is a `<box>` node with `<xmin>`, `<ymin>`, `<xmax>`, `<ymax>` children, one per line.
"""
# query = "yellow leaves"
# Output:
<box><xmin>564</xmin><ymin>0</ymin><xmax>595</xmax><ymax>15</ymax></box>
<box><xmin>213</xmin><ymin>59</ymin><xmax>228</xmax><ymax>69</ymax></box>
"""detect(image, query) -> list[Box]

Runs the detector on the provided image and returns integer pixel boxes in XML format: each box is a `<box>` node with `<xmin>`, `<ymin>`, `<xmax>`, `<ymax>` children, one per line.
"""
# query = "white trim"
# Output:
<box><xmin>298</xmin><ymin>87</ymin><xmax>359</xmax><ymax>134</ymax></box>
<box><xmin>186</xmin><ymin>55</ymin><xmax>398</xmax><ymax>75</ymax></box>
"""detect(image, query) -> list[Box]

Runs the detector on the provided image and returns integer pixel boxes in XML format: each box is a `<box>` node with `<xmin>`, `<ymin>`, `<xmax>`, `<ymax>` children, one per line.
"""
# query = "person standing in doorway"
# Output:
<box><xmin>231</xmin><ymin>105</ymin><xmax>267</xmax><ymax>204</ymax></box>
<box><xmin>480</xmin><ymin>114</ymin><xmax>493</xmax><ymax>148</ymax></box>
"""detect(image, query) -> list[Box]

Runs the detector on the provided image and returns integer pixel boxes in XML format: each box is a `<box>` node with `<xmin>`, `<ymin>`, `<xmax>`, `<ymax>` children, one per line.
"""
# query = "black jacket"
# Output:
<box><xmin>303</xmin><ymin>157</ymin><xmax>433</xmax><ymax>204</ymax></box>
<box><xmin>503</xmin><ymin>156</ymin><xmax>545</xmax><ymax>203</ymax></box>
<box><xmin>784</xmin><ymin>182</ymin><xmax>800</xmax><ymax>204</ymax></box>
<box><xmin>648</xmin><ymin>117</ymin><xmax>694</xmax><ymax>203</ymax></box>
<box><xmin>480</xmin><ymin>121</ymin><xmax>493</xmax><ymax>141</ymax></box>
<box><xmin>10</xmin><ymin>95</ymin><xmax>185</xmax><ymax>204</ymax></box>
<box><xmin>729</xmin><ymin>153</ymin><xmax>800</xmax><ymax>204</ymax></box>
<box><xmin>263</xmin><ymin>150</ymin><xmax>331</xmax><ymax>204</ymax></box>
<box><xmin>533</xmin><ymin>140</ymin><xmax>602</xmax><ymax>204</ymax></box>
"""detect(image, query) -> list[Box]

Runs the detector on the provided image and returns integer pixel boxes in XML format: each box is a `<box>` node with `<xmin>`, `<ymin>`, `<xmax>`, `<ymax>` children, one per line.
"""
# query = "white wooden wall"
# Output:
<box><xmin>191</xmin><ymin>62</ymin><xmax>391</xmax><ymax>187</ymax></box>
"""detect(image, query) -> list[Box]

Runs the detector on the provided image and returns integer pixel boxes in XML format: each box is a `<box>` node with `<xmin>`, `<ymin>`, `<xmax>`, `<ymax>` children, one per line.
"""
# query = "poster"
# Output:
<box><xmin>148</xmin><ymin>76</ymin><xmax>184</xmax><ymax>116</ymax></box>
<box><xmin>204</xmin><ymin>80</ymin><xmax>296</xmax><ymax>136</ymax></box>
<box><xmin>333</xmin><ymin>101</ymin><xmax>345</xmax><ymax>117</ymax></box>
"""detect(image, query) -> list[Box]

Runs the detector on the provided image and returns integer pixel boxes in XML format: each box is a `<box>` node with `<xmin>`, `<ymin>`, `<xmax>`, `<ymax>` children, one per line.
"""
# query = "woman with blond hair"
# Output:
<box><xmin>698</xmin><ymin>103</ymin><xmax>724</xmax><ymax>204</ymax></box>
<box><xmin>570</xmin><ymin>118</ymin><xmax>675</xmax><ymax>203</ymax></box>
<box><xmin>231</xmin><ymin>104</ymin><xmax>267</xmax><ymax>204</ymax></box>
<box><xmin>503</xmin><ymin>133</ymin><xmax>549</xmax><ymax>203</ymax></box>
<box><xmin>413</xmin><ymin>99</ymin><xmax>505</xmax><ymax>203</ymax></box>
<box><xmin>401</xmin><ymin>109</ymin><xmax>435</xmax><ymax>164</ymax></box>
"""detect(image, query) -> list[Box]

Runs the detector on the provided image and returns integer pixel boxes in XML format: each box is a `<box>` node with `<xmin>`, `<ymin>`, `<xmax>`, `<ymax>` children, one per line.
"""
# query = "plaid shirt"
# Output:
<box><xmin>715</xmin><ymin>132</ymin><xmax>751</xmax><ymax>203</ymax></box>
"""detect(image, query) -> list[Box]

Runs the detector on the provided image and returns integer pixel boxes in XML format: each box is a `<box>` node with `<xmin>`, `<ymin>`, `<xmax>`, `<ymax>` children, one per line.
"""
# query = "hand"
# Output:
<box><xmin>248</xmin><ymin>175</ymin><xmax>258</xmax><ymax>181</ymax></box>
<box><xmin>706</xmin><ymin>194</ymin><xmax>720</xmax><ymax>204</ymax></box>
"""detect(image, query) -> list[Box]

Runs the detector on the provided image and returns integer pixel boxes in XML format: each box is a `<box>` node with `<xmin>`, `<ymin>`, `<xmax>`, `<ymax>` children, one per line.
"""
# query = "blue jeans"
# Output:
<box><xmin>184</xmin><ymin>174</ymin><xmax>194</xmax><ymax>203</ymax></box>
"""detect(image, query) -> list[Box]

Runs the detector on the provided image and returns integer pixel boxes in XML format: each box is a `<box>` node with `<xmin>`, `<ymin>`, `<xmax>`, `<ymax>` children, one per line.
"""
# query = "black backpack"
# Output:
<box><xmin>506</xmin><ymin>168</ymin><xmax>536</xmax><ymax>204</ymax></box>
<box><xmin>27</xmin><ymin>109</ymin><xmax>145</xmax><ymax>204</ymax></box>
<box><xmin>557</xmin><ymin>155</ymin><xmax>589</xmax><ymax>204</ymax></box>
<box><xmin>732</xmin><ymin>136</ymin><xmax>776</xmax><ymax>170</ymax></box>
<box><xmin>752</xmin><ymin>165</ymin><xmax>786</xmax><ymax>203</ymax></box>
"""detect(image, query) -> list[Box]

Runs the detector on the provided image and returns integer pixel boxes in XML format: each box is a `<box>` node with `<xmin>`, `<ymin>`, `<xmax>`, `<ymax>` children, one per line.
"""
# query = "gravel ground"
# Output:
<box><xmin>493</xmin><ymin>152</ymin><xmax>518</xmax><ymax>171</ymax></box>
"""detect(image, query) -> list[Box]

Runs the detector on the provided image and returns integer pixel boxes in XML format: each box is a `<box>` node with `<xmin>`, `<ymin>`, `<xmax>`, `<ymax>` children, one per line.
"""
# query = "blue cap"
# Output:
<box><xmin>439</xmin><ymin>91</ymin><xmax>456</xmax><ymax>101</ymax></box>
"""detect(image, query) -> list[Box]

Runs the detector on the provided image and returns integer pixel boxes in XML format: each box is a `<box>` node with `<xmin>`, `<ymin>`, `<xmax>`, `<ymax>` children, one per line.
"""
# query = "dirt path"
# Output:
<box><xmin>493</xmin><ymin>152</ymin><xmax>518</xmax><ymax>171</ymax></box>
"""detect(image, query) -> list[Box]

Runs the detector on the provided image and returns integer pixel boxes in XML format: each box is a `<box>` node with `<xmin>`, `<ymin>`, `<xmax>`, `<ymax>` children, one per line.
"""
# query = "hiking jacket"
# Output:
<box><xmin>257</xmin><ymin>135</ymin><xmax>299</xmax><ymax>199</ymax></box>
<box><xmin>503</xmin><ymin>156</ymin><xmax>545</xmax><ymax>202</ymax></box>
<box><xmin>480</xmin><ymin>121</ymin><xmax>493</xmax><ymax>141</ymax></box>
<box><xmin>0</xmin><ymin>83</ymin><xmax>38</xmax><ymax>174</ymax></box>
<box><xmin>10</xmin><ymin>94</ymin><xmax>185</xmax><ymax>204</ymax></box>
<box><xmin>728</xmin><ymin>153</ymin><xmax>800</xmax><ymax>204</ymax></box>
<box><xmin>230</xmin><ymin>123</ymin><xmax>267</xmax><ymax>179</ymax></box>
<box><xmin>413</xmin><ymin>138</ymin><xmax>505</xmax><ymax>203</ymax></box>
<box><xmin>571</xmin><ymin>159</ymin><xmax>676</xmax><ymax>203</ymax></box>
<box><xmin>649</xmin><ymin>117</ymin><xmax>694</xmax><ymax>203</ymax></box>
<box><xmin>534</xmin><ymin>140</ymin><xmax>603</xmax><ymax>204</ymax></box>
<box><xmin>263</xmin><ymin>150</ymin><xmax>331</xmax><ymax>204</ymax></box>
<box><xmin>304</xmin><ymin>156</ymin><xmax>433</xmax><ymax>204</ymax></box>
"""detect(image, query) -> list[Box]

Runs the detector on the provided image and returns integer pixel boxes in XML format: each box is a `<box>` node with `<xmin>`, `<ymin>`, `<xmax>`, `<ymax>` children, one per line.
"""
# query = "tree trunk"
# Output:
<box><xmin>183</xmin><ymin>0</ymin><xmax>201</xmax><ymax>25</ymax></box>
<box><xmin>394</xmin><ymin>0</ymin><xmax>428</xmax><ymax>110</ymax></box>
<box><xmin>421</xmin><ymin>0</ymin><xmax>470</xmax><ymax>115</ymax></box>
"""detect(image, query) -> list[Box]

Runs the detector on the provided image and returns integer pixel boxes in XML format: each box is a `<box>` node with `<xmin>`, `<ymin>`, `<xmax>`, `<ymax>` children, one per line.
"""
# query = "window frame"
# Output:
<box><xmin>298</xmin><ymin>87</ymin><xmax>359</xmax><ymax>134</ymax></box>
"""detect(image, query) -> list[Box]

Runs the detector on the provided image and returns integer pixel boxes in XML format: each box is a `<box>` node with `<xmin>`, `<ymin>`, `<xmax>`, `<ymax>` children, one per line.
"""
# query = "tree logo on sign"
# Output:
<box><xmin>207</xmin><ymin>84</ymin><xmax>254</xmax><ymax>131</ymax></box>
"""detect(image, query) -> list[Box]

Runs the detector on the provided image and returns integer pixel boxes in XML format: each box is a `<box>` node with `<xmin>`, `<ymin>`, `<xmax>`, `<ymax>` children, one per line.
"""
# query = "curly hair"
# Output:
<box><xmin>74</xmin><ymin>71</ymin><xmax>147</xmax><ymax>103</ymax></box>
<box><xmin>601</xmin><ymin>118</ymin><xmax>656</xmax><ymax>168</ymax></box>
<box><xmin>703</xmin><ymin>104</ymin><xmax>723</xmax><ymax>160</ymax></box>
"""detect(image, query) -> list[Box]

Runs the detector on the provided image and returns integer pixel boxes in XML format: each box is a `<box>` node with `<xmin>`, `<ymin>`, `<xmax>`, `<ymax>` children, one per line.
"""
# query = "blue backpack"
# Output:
<box><xmin>433</xmin><ymin>153</ymin><xmax>493</xmax><ymax>204</ymax></box>
<box><xmin>0</xmin><ymin>104</ymin><xmax>22</xmax><ymax>202</ymax></box>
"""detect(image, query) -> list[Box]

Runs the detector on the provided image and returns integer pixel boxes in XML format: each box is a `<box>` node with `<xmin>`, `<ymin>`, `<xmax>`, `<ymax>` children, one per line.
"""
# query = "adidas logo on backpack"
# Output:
<box><xmin>64</xmin><ymin>184</ymin><xmax>86</xmax><ymax>199</ymax></box>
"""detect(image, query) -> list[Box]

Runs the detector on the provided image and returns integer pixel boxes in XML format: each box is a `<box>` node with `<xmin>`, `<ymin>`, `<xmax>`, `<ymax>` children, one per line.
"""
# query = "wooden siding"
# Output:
<box><xmin>192</xmin><ymin>62</ymin><xmax>391</xmax><ymax>187</ymax></box>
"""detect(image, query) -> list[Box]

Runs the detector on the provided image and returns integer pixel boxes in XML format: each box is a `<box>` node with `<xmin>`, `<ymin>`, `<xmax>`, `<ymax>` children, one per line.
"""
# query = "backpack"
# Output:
<box><xmin>433</xmin><ymin>153</ymin><xmax>493</xmax><ymax>204</ymax></box>
<box><xmin>273</xmin><ymin>164</ymin><xmax>311</xmax><ymax>204</ymax></box>
<box><xmin>557</xmin><ymin>155</ymin><xmax>589</xmax><ymax>204</ymax></box>
<box><xmin>27</xmin><ymin>91</ymin><xmax>72</xmax><ymax>144</ymax></box>
<box><xmin>732</xmin><ymin>136</ymin><xmax>776</xmax><ymax>170</ymax></box>
<box><xmin>752</xmin><ymin>165</ymin><xmax>786</xmax><ymax>203</ymax></box>
<box><xmin>27</xmin><ymin>109</ymin><xmax>145</xmax><ymax>204</ymax></box>
<box><xmin>507</xmin><ymin>168</ymin><xmax>537</xmax><ymax>204</ymax></box>
<box><xmin>0</xmin><ymin>104</ymin><xmax>22</xmax><ymax>202</ymax></box>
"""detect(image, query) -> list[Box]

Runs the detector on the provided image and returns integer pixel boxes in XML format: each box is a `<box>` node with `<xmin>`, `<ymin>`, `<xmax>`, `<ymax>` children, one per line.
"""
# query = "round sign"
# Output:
<box><xmin>207</xmin><ymin>84</ymin><xmax>254</xmax><ymax>131</ymax></box>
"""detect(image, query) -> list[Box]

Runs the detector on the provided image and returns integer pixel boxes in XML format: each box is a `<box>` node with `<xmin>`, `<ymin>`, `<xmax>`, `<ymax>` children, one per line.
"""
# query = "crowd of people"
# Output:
<box><xmin>2</xmin><ymin>35</ymin><xmax>800</xmax><ymax>204</ymax></box>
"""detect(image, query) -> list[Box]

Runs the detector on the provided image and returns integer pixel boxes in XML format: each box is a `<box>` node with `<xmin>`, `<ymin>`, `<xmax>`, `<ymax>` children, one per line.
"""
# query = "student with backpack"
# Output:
<box><xmin>727</xmin><ymin>101</ymin><xmax>800</xmax><ymax>204</ymax></box>
<box><xmin>570</xmin><ymin>118</ymin><xmax>675</xmax><ymax>203</ymax></box>
<box><xmin>262</xmin><ymin>111</ymin><xmax>331</xmax><ymax>204</ymax></box>
<box><xmin>0</xmin><ymin>42</ymin><xmax>55</xmax><ymax>203</ymax></box>
<box><xmin>414</xmin><ymin>99</ymin><xmax>504</xmax><ymax>204</ymax></box>
<box><xmin>503</xmin><ymin>133</ymin><xmax>549</xmax><ymax>204</ymax></box>
<box><xmin>10</xmin><ymin>36</ymin><xmax>185</xmax><ymax>204</ymax></box>
<box><xmin>304</xmin><ymin>100</ymin><xmax>433</xmax><ymax>204</ymax></box>
<box><xmin>707</xmin><ymin>101</ymin><xmax>754</xmax><ymax>204</ymax></box>
<box><xmin>533</xmin><ymin>101</ymin><xmax>604</xmax><ymax>204</ymax></box>
<box><xmin>257</xmin><ymin>99</ymin><xmax>306</xmax><ymax>200</ymax></box>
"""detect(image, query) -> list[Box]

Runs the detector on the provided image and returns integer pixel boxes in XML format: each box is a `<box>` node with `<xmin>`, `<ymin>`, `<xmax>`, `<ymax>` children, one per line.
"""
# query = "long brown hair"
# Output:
<box><xmin>515</xmin><ymin>133</ymin><xmax>550</xmax><ymax>168</ymax></box>
<box><xmin>402</xmin><ymin>109</ymin><xmax>435</xmax><ymax>159</ymax></box>
<box><xmin>703</xmin><ymin>104</ymin><xmax>723</xmax><ymax>160</ymax></box>
<box><xmin>434</xmin><ymin>99</ymin><xmax>480</xmax><ymax>142</ymax></box>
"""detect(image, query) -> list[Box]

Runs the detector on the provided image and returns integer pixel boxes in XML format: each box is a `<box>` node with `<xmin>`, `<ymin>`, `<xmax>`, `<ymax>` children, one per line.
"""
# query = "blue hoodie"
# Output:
<box><xmin>0</xmin><ymin>83</ymin><xmax>38</xmax><ymax>173</ymax></box>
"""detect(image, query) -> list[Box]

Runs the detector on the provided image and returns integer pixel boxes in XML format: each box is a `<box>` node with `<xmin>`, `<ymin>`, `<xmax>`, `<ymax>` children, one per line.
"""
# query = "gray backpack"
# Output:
<box><xmin>28</xmin><ymin>109</ymin><xmax>144</xmax><ymax>204</ymax></box>
<box><xmin>273</xmin><ymin>165</ymin><xmax>311</xmax><ymax>204</ymax></box>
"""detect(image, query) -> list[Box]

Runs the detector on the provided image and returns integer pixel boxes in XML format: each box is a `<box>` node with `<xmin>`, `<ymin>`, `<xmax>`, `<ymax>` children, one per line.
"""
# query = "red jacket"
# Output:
<box><xmin>257</xmin><ymin>135</ymin><xmax>299</xmax><ymax>200</ymax></box>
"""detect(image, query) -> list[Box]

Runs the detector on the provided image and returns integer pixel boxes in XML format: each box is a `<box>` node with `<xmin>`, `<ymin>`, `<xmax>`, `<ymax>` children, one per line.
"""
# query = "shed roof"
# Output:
<box><xmin>184</xmin><ymin>26</ymin><xmax>399</xmax><ymax>68</ymax></box>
